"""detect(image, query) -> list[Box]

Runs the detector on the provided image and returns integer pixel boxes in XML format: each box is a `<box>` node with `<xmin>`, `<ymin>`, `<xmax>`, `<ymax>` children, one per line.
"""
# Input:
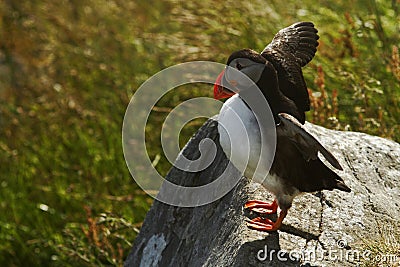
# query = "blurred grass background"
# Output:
<box><xmin>0</xmin><ymin>0</ymin><xmax>399</xmax><ymax>266</ymax></box>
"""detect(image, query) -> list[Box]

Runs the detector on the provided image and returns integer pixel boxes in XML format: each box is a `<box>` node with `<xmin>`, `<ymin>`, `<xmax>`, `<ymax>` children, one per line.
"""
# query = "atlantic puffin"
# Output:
<box><xmin>214</xmin><ymin>22</ymin><xmax>351</xmax><ymax>231</ymax></box>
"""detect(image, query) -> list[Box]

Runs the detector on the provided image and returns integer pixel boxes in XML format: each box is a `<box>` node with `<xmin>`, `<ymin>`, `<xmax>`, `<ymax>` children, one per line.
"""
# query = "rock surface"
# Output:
<box><xmin>125</xmin><ymin>118</ymin><xmax>400</xmax><ymax>267</ymax></box>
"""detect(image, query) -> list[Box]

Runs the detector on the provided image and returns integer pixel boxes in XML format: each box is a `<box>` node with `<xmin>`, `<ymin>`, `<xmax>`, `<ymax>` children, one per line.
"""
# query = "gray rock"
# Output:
<box><xmin>125</xmin><ymin>118</ymin><xmax>400</xmax><ymax>267</ymax></box>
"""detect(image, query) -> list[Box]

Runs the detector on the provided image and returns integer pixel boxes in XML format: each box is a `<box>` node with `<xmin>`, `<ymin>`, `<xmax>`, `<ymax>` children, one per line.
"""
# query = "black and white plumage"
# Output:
<box><xmin>214</xmin><ymin>22</ymin><xmax>350</xmax><ymax>231</ymax></box>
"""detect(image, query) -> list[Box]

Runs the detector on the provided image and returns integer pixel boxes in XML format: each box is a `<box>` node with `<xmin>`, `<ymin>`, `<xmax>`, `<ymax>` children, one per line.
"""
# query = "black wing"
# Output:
<box><xmin>261</xmin><ymin>22</ymin><xmax>319</xmax><ymax>115</ymax></box>
<box><xmin>274</xmin><ymin>113</ymin><xmax>350</xmax><ymax>193</ymax></box>
<box><xmin>276</xmin><ymin>113</ymin><xmax>342</xmax><ymax>170</ymax></box>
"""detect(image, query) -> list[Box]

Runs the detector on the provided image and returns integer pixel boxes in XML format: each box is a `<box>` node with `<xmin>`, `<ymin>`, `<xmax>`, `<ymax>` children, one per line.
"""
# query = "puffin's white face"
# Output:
<box><xmin>225</xmin><ymin>58</ymin><xmax>265</xmax><ymax>91</ymax></box>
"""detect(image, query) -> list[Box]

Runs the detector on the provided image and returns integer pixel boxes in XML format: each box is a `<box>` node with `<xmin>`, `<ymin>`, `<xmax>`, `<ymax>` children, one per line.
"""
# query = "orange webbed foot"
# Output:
<box><xmin>246</xmin><ymin>209</ymin><xmax>288</xmax><ymax>232</ymax></box>
<box><xmin>244</xmin><ymin>199</ymin><xmax>278</xmax><ymax>214</ymax></box>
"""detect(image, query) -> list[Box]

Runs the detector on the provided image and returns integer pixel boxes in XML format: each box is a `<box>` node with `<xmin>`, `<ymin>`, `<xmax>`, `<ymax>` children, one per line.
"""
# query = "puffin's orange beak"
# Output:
<box><xmin>214</xmin><ymin>70</ymin><xmax>235</xmax><ymax>100</ymax></box>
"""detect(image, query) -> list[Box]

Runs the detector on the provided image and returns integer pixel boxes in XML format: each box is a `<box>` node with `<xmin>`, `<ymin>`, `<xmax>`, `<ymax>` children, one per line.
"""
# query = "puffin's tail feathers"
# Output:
<box><xmin>299</xmin><ymin>158</ymin><xmax>351</xmax><ymax>193</ymax></box>
<box><xmin>320</xmin><ymin>165</ymin><xmax>351</xmax><ymax>193</ymax></box>
<box><xmin>334</xmin><ymin>179</ymin><xmax>351</xmax><ymax>193</ymax></box>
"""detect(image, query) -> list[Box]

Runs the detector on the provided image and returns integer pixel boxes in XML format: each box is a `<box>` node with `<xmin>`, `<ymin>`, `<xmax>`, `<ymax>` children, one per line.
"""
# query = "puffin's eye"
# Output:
<box><xmin>236</xmin><ymin>62</ymin><xmax>243</xmax><ymax>70</ymax></box>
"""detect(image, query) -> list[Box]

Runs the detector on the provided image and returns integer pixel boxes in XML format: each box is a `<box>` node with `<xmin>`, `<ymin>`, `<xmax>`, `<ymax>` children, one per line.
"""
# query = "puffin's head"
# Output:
<box><xmin>214</xmin><ymin>49</ymin><xmax>268</xmax><ymax>100</ymax></box>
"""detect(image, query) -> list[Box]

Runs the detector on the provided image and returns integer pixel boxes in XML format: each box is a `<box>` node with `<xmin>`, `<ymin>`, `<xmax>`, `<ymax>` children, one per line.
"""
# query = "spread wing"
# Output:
<box><xmin>261</xmin><ymin>22</ymin><xmax>319</xmax><ymax>113</ymax></box>
<box><xmin>263</xmin><ymin>22</ymin><xmax>319</xmax><ymax>67</ymax></box>
<box><xmin>276</xmin><ymin>113</ymin><xmax>343</xmax><ymax>170</ymax></box>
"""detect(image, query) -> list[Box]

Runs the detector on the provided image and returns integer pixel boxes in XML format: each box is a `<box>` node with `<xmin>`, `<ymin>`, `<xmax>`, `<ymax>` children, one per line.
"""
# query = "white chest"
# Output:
<box><xmin>217</xmin><ymin>95</ymin><xmax>269</xmax><ymax>180</ymax></box>
<box><xmin>217</xmin><ymin>95</ymin><xmax>300</xmax><ymax>205</ymax></box>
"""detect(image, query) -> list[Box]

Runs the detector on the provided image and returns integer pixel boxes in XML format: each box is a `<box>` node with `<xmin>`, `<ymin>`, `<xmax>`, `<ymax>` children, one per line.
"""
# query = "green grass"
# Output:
<box><xmin>359</xmin><ymin>222</ymin><xmax>400</xmax><ymax>267</ymax></box>
<box><xmin>0</xmin><ymin>0</ymin><xmax>399</xmax><ymax>266</ymax></box>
